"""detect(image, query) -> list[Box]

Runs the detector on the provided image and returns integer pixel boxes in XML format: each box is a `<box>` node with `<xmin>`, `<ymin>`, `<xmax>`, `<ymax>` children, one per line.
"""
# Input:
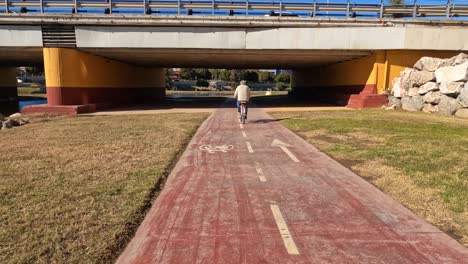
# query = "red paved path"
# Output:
<box><xmin>117</xmin><ymin>106</ymin><xmax>468</xmax><ymax>263</ymax></box>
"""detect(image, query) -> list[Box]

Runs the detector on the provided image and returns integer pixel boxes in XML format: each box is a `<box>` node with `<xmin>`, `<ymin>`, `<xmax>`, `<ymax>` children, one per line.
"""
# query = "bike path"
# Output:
<box><xmin>117</xmin><ymin>106</ymin><xmax>468</xmax><ymax>263</ymax></box>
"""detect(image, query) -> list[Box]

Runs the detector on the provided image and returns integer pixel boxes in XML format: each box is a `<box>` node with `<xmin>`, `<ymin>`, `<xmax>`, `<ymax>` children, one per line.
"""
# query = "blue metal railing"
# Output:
<box><xmin>1</xmin><ymin>0</ymin><xmax>468</xmax><ymax>19</ymax></box>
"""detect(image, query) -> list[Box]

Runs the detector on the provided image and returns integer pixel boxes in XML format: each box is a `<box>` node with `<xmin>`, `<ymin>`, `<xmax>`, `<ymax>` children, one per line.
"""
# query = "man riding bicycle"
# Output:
<box><xmin>234</xmin><ymin>80</ymin><xmax>251</xmax><ymax>119</ymax></box>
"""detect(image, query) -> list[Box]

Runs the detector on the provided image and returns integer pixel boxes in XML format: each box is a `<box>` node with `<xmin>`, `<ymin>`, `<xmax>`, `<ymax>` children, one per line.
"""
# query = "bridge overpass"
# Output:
<box><xmin>1</xmin><ymin>13</ymin><xmax>468</xmax><ymax>113</ymax></box>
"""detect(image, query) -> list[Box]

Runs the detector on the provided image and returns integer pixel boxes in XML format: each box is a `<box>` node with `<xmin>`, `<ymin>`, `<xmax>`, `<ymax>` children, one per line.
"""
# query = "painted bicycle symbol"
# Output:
<box><xmin>199</xmin><ymin>145</ymin><xmax>234</xmax><ymax>153</ymax></box>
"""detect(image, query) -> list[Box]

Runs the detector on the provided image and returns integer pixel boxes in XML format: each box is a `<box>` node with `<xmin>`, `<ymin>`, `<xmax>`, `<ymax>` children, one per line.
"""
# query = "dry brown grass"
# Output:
<box><xmin>0</xmin><ymin>113</ymin><xmax>208</xmax><ymax>263</ymax></box>
<box><xmin>354</xmin><ymin>160</ymin><xmax>468</xmax><ymax>245</ymax></box>
<box><xmin>272</xmin><ymin>109</ymin><xmax>468</xmax><ymax>246</ymax></box>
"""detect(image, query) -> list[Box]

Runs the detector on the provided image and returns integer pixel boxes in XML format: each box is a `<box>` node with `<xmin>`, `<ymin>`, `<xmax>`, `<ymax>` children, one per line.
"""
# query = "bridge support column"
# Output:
<box><xmin>291</xmin><ymin>52</ymin><xmax>386</xmax><ymax>108</ymax></box>
<box><xmin>0</xmin><ymin>67</ymin><xmax>17</xmax><ymax>103</ymax></box>
<box><xmin>292</xmin><ymin>50</ymin><xmax>459</xmax><ymax>108</ymax></box>
<box><xmin>24</xmin><ymin>48</ymin><xmax>165</xmax><ymax>115</ymax></box>
<box><xmin>346</xmin><ymin>51</ymin><xmax>389</xmax><ymax>108</ymax></box>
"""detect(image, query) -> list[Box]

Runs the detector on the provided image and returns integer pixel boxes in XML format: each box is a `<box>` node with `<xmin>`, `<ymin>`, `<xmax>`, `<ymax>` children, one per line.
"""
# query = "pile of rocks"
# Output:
<box><xmin>389</xmin><ymin>53</ymin><xmax>468</xmax><ymax>118</ymax></box>
<box><xmin>1</xmin><ymin>113</ymin><xmax>29</xmax><ymax>130</ymax></box>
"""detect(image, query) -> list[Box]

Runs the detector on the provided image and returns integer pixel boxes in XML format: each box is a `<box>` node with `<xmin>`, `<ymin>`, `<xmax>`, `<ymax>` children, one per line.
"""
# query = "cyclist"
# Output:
<box><xmin>234</xmin><ymin>80</ymin><xmax>251</xmax><ymax>118</ymax></box>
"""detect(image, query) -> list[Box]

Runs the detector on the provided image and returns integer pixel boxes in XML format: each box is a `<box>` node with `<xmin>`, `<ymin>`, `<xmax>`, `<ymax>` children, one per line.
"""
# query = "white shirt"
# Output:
<box><xmin>234</xmin><ymin>85</ymin><xmax>251</xmax><ymax>101</ymax></box>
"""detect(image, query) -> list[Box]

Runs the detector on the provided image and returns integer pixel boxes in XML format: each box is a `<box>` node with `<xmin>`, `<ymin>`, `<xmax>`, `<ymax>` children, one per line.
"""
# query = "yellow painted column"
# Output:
<box><xmin>291</xmin><ymin>53</ymin><xmax>379</xmax><ymax>105</ymax></box>
<box><xmin>374</xmin><ymin>50</ymin><xmax>388</xmax><ymax>94</ymax></box>
<box><xmin>43</xmin><ymin>48</ymin><xmax>165</xmax><ymax>106</ymax></box>
<box><xmin>0</xmin><ymin>67</ymin><xmax>17</xmax><ymax>102</ymax></box>
<box><xmin>291</xmin><ymin>50</ymin><xmax>463</xmax><ymax>108</ymax></box>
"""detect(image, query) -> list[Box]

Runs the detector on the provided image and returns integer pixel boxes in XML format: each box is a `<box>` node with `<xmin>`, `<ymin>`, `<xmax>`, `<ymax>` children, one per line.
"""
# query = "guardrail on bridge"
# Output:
<box><xmin>1</xmin><ymin>0</ymin><xmax>468</xmax><ymax>19</ymax></box>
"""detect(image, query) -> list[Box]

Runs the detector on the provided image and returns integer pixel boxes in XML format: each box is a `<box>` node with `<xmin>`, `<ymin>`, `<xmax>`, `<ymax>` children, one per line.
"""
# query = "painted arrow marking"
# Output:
<box><xmin>271</xmin><ymin>139</ymin><xmax>300</xmax><ymax>162</ymax></box>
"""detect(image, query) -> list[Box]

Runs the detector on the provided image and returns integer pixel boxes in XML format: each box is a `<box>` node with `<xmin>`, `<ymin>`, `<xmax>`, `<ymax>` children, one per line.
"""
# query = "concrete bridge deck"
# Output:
<box><xmin>116</xmin><ymin>104</ymin><xmax>468</xmax><ymax>263</ymax></box>
<box><xmin>1</xmin><ymin>15</ymin><xmax>468</xmax><ymax>68</ymax></box>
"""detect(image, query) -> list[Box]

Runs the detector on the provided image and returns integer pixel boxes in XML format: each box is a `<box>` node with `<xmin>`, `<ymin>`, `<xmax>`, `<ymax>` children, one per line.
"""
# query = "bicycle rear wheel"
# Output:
<box><xmin>240</xmin><ymin>104</ymin><xmax>246</xmax><ymax>124</ymax></box>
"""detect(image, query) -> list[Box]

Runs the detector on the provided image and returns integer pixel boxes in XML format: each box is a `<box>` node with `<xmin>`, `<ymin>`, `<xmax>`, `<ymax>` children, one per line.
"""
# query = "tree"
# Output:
<box><xmin>219</xmin><ymin>70</ymin><xmax>231</xmax><ymax>81</ymax></box>
<box><xmin>194</xmin><ymin>69</ymin><xmax>212</xmax><ymax>80</ymax></box>
<box><xmin>247</xmin><ymin>71</ymin><xmax>259</xmax><ymax>83</ymax></box>
<box><xmin>389</xmin><ymin>0</ymin><xmax>404</xmax><ymax>5</ymax></box>
<box><xmin>275</xmin><ymin>72</ymin><xmax>290</xmax><ymax>83</ymax></box>
<box><xmin>179</xmin><ymin>68</ymin><xmax>197</xmax><ymax>80</ymax></box>
<box><xmin>275</xmin><ymin>82</ymin><xmax>289</xmax><ymax>91</ymax></box>
<box><xmin>387</xmin><ymin>0</ymin><xmax>405</xmax><ymax>17</ymax></box>
<box><xmin>239</xmin><ymin>70</ymin><xmax>259</xmax><ymax>83</ymax></box>
<box><xmin>165</xmin><ymin>68</ymin><xmax>174</xmax><ymax>89</ymax></box>
<box><xmin>230</xmin><ymin>70</ymin><xmax>240</xmax><ymax>82</ymax></box>
<box><xmin>25</xmin><ymin>65</ymin><xmax>44</xmax><ymax>76</ymax></box>
<box><xmin>258</xmin><ymin>71</ymin><xmax>274</xmax><ymax>83</ymax></box>
<box><xmin>209</xmin><ymin>69</ymin><xmax>221</xmax><ymax>80</ymax></box>
<box><xmin>196</xmin><ymin>79</ymin><xmax>209</xmax><ymax>87</ymax></box>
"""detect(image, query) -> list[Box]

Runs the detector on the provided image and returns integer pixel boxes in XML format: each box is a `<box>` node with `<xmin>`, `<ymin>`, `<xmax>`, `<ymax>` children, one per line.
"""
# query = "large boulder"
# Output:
<box><xmin>438</xmin><ymin>95</ymin><xmax>463</xmax><ymax>115</ymax></box>
<box><xmin>391</xmin><ymin>77</ymin><xmax>406</xmax><ymax>98</ymax></box>
<box><xmin>402</xmin><ymin>96</ymin><xmax>424</xmax><ymax>112</ymax></box>
<box><xmin>388</xmin><ymin>95</ymin><xmax>402</xmax><ymax>108</ymax></box>
<box><xmin>455</xmin><ymin>109</ymin><xmax>468</xmax><ymax>118</ymax></box>
<box><xmin>424</xmin><ymin>91</ymin><xmax>441</xmax><ymax>104</ymax></box>
<box><xmin>18</xmin><ymin>118</ymin><xmax>29</xmax><ymax>126</ymax></box>
<box><xmin>441</xmin><ymin>53</ymin><xmax>468</xmax><ymax>67</ymax></box>
<box><xmin>422</xmin><ymin>103</ymin><xmax>439</xmax><ymax>113</ymax></box>
<box><xmin>435</xmin><ymin>62</ymin><xmax>468</xmax><ymax>83</ymax></box>
<box><xmin>457</xmin><ymin>83</ymin><xmax>468</xmax><ymax>107</ymax></box>
<box><xmin>392</xmin><ymin>69</ymin><xmax>429</xmax><ymax>97</ymax></box>
<box><xmin>414</xmin><ymin>57</ymin><xmax>446</xmax><ymax>72</ymax></box>
<box><xmin>0</xmin><ymin>113</ymin><xmax>4</xmax><ymax>122</ymax></box>
<box><xmin>400</xmin><ymin>67</ymin><xmax>416</xmax><ymax>78</ymax></box>
<box><xmin>400</xmin><ymin>68</ymin><xmax>418</xmax><ymax>88</ymax></box>
<box><xmin>408</xmin><ymin>70</ymin><xmax>435</xmax><ymax>86</ymax></box>
<box><xmin>1</xmin><ymin>120</ymin><xmax>13</xmax><ymax>129</ymax></box>
<box><xmin>440</xmin><ymin>82</ymin><xmax>464</xmax><ymax>97</ymax></box>
<box><xmin>9</xmin><ymin>113</ymin><xmax>22</xmax><ymax>119</ymax></box>
<box><xmin>408</xmin><ymin>87</ymin><xmax>420</xmax><ymax>97</ymax></box>
<box><xmin>418</xmin><ymin>82</ymin><xmax>439</xmax><ymax>95</ymax></box>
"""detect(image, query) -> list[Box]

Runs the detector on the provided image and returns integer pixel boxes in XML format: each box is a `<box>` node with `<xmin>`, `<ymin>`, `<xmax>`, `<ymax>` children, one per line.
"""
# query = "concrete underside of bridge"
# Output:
<box><xmin>80</xmin><ymin>48</ymin><xmax>371</xmax><ymax>69</ymax></box>
<box><xmin>13</xmin><ymin>48</ymin><xmax>463</xmax><ymax>114</ymax></box>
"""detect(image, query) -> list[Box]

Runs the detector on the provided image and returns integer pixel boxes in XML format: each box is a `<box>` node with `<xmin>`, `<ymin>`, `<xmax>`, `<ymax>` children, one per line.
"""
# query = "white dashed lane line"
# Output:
<box><xmin>270</xmin><ymin>204</ymin><xmax>300</xmax><ymax>255</ymax></box>
<box><xmin>246</xmin><ymin>142</ymin><xmax>254</xmax><ymax>153</ymax></box>
<box><xmin>255</xmin><ymin>167</ymin><xmax>267</xmax><ymax>182</ymax></box>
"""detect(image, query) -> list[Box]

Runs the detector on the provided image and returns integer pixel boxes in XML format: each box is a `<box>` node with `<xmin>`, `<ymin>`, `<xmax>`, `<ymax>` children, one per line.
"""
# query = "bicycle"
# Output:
<box><xmin>239</xmin><ymin>100</ymin><xmax>248</xmax><ymax>124</ymax></box>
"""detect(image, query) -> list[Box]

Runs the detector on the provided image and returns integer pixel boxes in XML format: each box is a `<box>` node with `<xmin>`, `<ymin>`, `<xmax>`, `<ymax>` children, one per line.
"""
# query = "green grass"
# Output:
<box><xmin>0</xmin><ymin>113</ymin><xmax>208</xmax><ymax>263</ymax></box>
<box><xmin>17</xmin><ymin>85</ymin><xmax>46</xmax><ymax>98</ymax></box>
<box><xmin>166</xmin><ymin>90</ymin><xmax>288</xmax><ymax>97</ymax></box>
<box><xmin>272</xmin><ymin>109</ymin><xmax>468</xmax><ymax>246</ymax></box>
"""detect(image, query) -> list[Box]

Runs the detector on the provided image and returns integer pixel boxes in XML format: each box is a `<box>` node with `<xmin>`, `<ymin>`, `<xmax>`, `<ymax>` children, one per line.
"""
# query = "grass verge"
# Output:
<box><xmin>271</xmin><ymin>109</ymin><xmax>468</xmax><ymax>246</ymax></box>
<box><xmin>0</xmin><ymin>113</ymin><xmax>208</xmax><ymax>263</ymax></box>
<box><xmin>166</xmin><ymin>90</ymin><xmax>288</xmax><ymax>97</ymax></box>
<box><xmin>17</xmin><ymin>86</ymin><xmax>46</xmax><ymax>98</ymax></box>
